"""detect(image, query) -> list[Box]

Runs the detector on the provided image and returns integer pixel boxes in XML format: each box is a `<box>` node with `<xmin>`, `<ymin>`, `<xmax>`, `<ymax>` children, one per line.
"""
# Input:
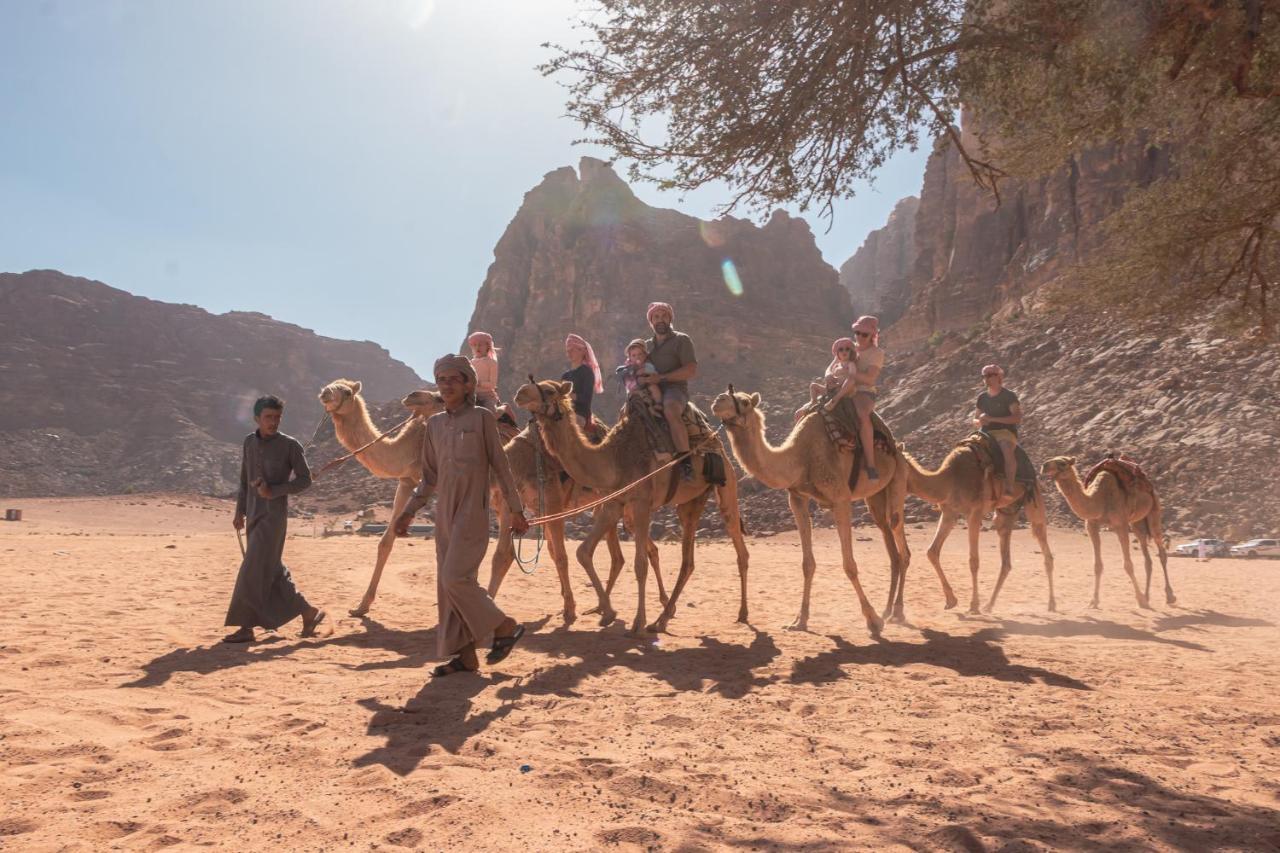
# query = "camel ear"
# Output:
<box><xmin>557</xmin><ymin>381</ymin><xmax>574</xmax><ymax>396</ymax></box>
<box><xmin>750</xmin><ymin>392</ymin><xmax>761</xmax><ymax>406</ymax></box>
<box><xmin>351</xmin><ymin>380</ymin><xmax>362</xmax><ymax>395</ymax></box>
<box><xmin>1065</xmin><ymin>456</ymin><xmax>1075</xmax><ymax>466</ymax></box>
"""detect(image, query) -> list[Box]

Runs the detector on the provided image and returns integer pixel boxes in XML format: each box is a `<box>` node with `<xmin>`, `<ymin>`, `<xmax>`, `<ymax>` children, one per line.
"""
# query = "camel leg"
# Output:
<box><xmin>925</xmin><ymin>510</ymin><xmax>961</xmax><ymax>610</ymax></box>
<box><xmin>965</xmin><ymin>510</ymin><xmax>984</xmax><ymax>614</ymax></box>
<box><xmin>647</xmin><ymin>536</ymin><xmax>668</xmax><ymax>607</ymax></box>
<box><xmin>1137</xmin><ymin>526</ymin><xmax>1155</xmax><ymax>605</ymax></box>
<box><xmin>984</xmin><ymin>510</ymin><xmax>1016</xmax><ymax>613</ymax></box>
<box><xmin>786</xmin><ymin>491</ymin><xmax>817</xmax><ymax>631</ymax></box>
<box><xmin>887</xmin><ymin>460</ymin><xmax>912</xmax><ymax>617</ymax></box>
<box><xmin>649</xmin><ymin>491</ymin><xmax>711</xmax><ymax>633</ymax></box>
<box><xmin>628</xmin><ymin>500</ymin><xmax>654</xmax><ymax>636</ymax></box>
<box><xmin>576</xmin><ymin>501</ymin><xmax>622</xmax><ymax>626</ymax></box>
<box><xmin>487</xmin><ymin>500</ymin><xmax>516</xmax><ymax>598</ymax></box>
<box><xmin>1146</xmin><ymin>511</ymin><xmax>1176</xmax><ymax>605</ymax></box>
<box><xmin>546</xmin><ymin>519</ymin><xmax>576</xmax><ymax>625</ymax></box>
<box><xmin>1114</xmin><ymin>522</ymin><xmax>1149</xmax><ymax>609</ymax></box>
<box><xmin>714</xmin><ymin>479</ymin><xmax>752</xmax><ymax>624</ymax></box>
<box><xmin>866</xmin><ymin>491</ymin><xmax>905</xmax><ymax>623</ymax></box>
<box><xmin>833</xmin><ymin>501</ymin><xmax>884</xmax><ymax>639</ymax></box>
<box><xmin>602</xmin><ymin>522</ymin><xmax>627</xmax><ymax>599</ymax></box>
<box><xmin>1026</xmin><ymin>499</ymin><xmax>1056</xmax><ymax>612</ymax></box>
<box><xmin>1087</xmin><ymin>519</ymin><xmax>1105</xmax><ymax>609</ymax></box>
<box><xmin>349</xmin><ymin>479</ymin><xmax>414</xmax><ymax>617</ymax></box>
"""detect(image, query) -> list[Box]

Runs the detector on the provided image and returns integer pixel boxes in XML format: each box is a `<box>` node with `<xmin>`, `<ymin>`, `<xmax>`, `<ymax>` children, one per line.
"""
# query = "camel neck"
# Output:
<box><xmin>725</xmin><ymin>411</ymin><xmax>805</xmax><ymax>490</ymax></box>
<box><xmin>538</xmin><ymin>411</ymin><xmax>623</xmax><ymax>491</ymax></box>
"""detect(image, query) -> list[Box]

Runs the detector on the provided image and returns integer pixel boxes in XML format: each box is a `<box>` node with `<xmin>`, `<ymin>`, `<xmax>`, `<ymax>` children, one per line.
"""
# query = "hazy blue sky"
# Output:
<box><xmin>1</xmin><ymin>0</ymin><xmax>929</xmax><ymax>376</ymax></box>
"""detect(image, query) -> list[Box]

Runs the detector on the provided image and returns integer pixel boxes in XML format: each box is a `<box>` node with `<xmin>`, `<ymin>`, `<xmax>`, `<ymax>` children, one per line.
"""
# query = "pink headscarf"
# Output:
<box><xmin>646</xmin><ymin>302</ymin><xmax>675</xmax><ymax>325</ymax></box>
<box><xmin>467</xmin><ymin>331</ymin><xmax>497</xmax><ymax>360</ymax></box>
<box><xmin>828</xmin><ymin>336</ymin><xmax>856</xmax><ymax>374</ymax></box>
<box><xmin>981</xmin><ymin>363</ymin><xmax>1004</xmax><ymax>378</ymax></box>
<box><xmin>565</xmin><ymin>333</ymin><xmax>604</xmax><ymax>394</ymax></box>
<box><xmin>851</xmin><ymin>315</ymin><xmax>880</xmax><ymax>347</ymax></box>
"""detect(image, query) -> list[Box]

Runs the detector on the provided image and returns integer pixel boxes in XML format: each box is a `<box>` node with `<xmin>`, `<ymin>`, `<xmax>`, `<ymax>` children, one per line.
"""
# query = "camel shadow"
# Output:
<box><xmin>789</xmin><ymin>628</ymin><xmax>1091</xmax><ymax>690</ymax></box>
<box><xmin>1150</xmin><ymin>608</ymin><xmax>1275</xmax><ymax>633</ymax></box>
<box><xmin>353</xmin><ymin>627</ymin><xmax>782</xmax><ymax>776</ymax></box>
<box><xmin>995</xmin><ymin>616</ymin><xmax>1211</xmax><ymax>651</ymax></box>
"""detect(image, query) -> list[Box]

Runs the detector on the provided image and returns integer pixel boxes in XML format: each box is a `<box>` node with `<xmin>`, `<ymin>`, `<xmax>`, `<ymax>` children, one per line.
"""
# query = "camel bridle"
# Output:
<box><xmin>720</xmin><ymin>383</ymin><xmax>745</xmax><ymax>426</ymax></box>
<box><xmin>528</xmin><ymin>373</ymin><xmax>563</xmax><ymax>421</ymax></box>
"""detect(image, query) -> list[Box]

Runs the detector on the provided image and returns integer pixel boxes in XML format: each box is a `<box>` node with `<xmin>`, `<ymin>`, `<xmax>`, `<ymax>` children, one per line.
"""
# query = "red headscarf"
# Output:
<box><xmin>646</xmin><ymin>302</ymin><xmax>674</xmax><ymax>325</ymax></box>
<box><xmin>467</xmin><ymin>331</ymin><xmax>497</xmax><ymax>361</ymax></box>
<box><xmin>828</xmin><ymin>336</ymin><xmax>856</xmax><ymax>374</ymax></box>
<box><xmin>851</xmin><ymin>315</ymin><xmax>880</xmax><ymax>347</ymax></box>
<box><xmin>565</xmin><ymin>333</ymin><xmax>604</xmax><ymax>394</ymax></box>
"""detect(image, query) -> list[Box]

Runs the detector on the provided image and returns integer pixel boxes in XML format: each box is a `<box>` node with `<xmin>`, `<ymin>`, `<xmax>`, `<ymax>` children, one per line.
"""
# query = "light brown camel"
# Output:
<box><xmin>514</xmin><ymin>379</ymin><xmax>751</xmax><ymax>636</ymax></box>
<box><xmin>320</xmin><ymin>379</ymin><xmax>646</xmax><ymax>623</ymax></box>
<box><xmin>903</xmin><ymin>442</ymin><xmax>1056</xmax><ymax>614</ymax></box>
<box><xmin>1041</xmin><ymin>456</ymin><xmax>1175</xmax><ymax>609</ymax></box>
<box><xmin>710</xmin><ymin>389</ymin><xmax>909</xmax><ymax>638</ymax></box>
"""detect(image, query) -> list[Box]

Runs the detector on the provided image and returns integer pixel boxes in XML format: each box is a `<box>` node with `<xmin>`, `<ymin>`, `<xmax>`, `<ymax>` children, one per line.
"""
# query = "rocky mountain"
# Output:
<box><xmin>839</xmin><ymin>195</ymin><xmax>919</xmax><ymax>326</ymax></box>
<box><xmin>466</xmin><ymin>157</ymin><xmax>853</xmax><ymax>407</ymax></box>
<box><xmin>0</xmin><ymin>270</ymin><xmax>425</xmax><ymax>498</ymax></box>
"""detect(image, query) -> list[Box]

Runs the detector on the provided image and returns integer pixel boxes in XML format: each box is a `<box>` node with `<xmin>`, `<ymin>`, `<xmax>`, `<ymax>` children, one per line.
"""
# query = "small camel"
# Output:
<box><xmin>711</xmin><ymin>389</ymin><xmax>909</xmax><ymax>638</ymax></box>
<box><xmin>1041</xmin><ymin>456</ymin><xmax>1175</xmax><ymax>609</ymax></box>
<box><xmin>320</xmin><ymin>380</ymin><xmax>643</xmax><ymax>623</ymax></box>
<box><xmin>514</xmin><ymin>379</ymin><xmax>751</xmax><ymax>636</ymax></box>
<box><xmin>903</xmin><ymin>441</ymin><xmax>1056</xmax><ymax>614</ymax></box>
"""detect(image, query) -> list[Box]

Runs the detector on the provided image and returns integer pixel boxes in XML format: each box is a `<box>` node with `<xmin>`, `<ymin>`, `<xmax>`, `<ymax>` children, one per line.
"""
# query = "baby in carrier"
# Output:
<box><xmin>616</xmin><ymin>338</ymin><xmax>663</xmax><ymax>407</ymax></box>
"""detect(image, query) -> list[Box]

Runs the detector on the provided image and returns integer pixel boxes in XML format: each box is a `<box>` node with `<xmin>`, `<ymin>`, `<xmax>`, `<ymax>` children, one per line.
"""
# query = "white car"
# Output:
<box><xmin>1230</xmin><ymin>538</ymin><xmax>1280</xmax><ymax>558</ymax></box>
<box><xmin>1174</xmin><ymin>538</ymin><xmax>1231</xmax><ymax>558</ymax></box>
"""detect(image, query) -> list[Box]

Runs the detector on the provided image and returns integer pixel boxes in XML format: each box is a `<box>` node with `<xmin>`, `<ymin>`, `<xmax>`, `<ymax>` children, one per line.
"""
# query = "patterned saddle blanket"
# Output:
<box><xmin>1084</xmin><ymin>453</ymin><xmax>1154</xmax><ymax>496</ymax></box>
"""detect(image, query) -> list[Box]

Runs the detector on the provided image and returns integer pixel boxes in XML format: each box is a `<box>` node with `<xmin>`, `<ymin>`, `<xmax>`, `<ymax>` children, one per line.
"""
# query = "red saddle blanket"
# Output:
<box><xmin>1084</xmin><ymin>454</ymin><xmax>1154</xmax><ymax>495</ymax></box>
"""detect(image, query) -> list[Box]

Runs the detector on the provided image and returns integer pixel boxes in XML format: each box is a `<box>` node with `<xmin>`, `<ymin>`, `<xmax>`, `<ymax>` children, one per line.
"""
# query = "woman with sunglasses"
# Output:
<box><xmin>824</xmin><ymin>316</ymin><xmax>884</xmax><ymax>480</ymax></box>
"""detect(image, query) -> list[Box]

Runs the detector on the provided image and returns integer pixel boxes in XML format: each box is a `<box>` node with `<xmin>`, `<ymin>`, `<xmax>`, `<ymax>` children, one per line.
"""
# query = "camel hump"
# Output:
<box><xmin>1083</xmin><ymin>454</ymin><xmax>1154</xmax><ymax>495</ymax></box>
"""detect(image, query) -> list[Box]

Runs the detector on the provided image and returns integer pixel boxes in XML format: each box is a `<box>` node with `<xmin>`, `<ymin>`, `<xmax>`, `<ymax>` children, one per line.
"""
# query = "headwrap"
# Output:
<box><xmin>433</xmin><ymin>353</ymin><xmax>476</xmax><ymax>386</ymax></box>
<box><xmin>565</xmin><ymin>333</ymin><xmax>604</xmax><ymax>394</ymax></box>
<box><xmin>646</xmin><ymin>302</ymin><xmax>674</xmax><ymax>325</ymax></box>
<box><xmin>981</xmin><ymin>363</ymin><xmax>1004</xmax><ymax>378</ymax></box>
<box><xmin>626</xmin><ymin>338</ymin><xmax>648</xmax><ymax>356</ymax></box>
<box><xmin>851</xmin><ymin>315</ymin><xmax>880</xmax><ymax>346</ymax></box>
<box><xmin>828</xmin><ymin>337</ymin><xmax>856</xmax><ymax>375</ymax></box>
<box><xmin>467</xmin><ymin>331</ymin><xmax>497</xmax><ymax>360</ymax></box>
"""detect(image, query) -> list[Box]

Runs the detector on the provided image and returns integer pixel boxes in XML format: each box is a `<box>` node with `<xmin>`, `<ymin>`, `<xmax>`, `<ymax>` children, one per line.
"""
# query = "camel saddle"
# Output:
<box><xmin>1084</xmin><ymin>453</ymin><xmax>1154</xmax><ymax>496</ymax></box>
<box><xmin>800</xmin><ymin>395</ymin><xmax>896</xmax><ymax>491</ymax></box>
<box><xmin>960</xmin><ymin>431</ymin><xmax>1039</xmax><ymax>506</ymax></box>
<box><xmin>624</xmin><ymin>393</ymin><xmax>727</xmax><ymax>491</ymax></box>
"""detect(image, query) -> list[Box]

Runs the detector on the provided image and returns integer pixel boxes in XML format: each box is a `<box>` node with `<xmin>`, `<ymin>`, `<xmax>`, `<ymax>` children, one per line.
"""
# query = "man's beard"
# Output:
<box><xmin>653</xmin><ymin>321</ymin><xmax>671</xmax><ymax>335</ymax></box>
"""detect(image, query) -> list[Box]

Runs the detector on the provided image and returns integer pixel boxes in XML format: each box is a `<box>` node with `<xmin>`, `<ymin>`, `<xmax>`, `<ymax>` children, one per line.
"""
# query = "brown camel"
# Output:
<box><xmin>710</xmin><ymin>389</ymin><xmax>909</xmax><ymax>638</ymax></box>
<box><xmin>514</xmin><ymin>379</ymin><xmax>751</xmax><ymax>636</ymax></box>
<box><xmin>903</xmin><ymin>442</ymin><xmax>1056</xmax><ymax>614</ymax></box>
<box><xmin>1041</xmin><ymin>456</ymin><xmax>1175</xmax><ymax>609</ymax></box>
<box><xmin>320</xmin><ymin>379</ymin><xmax>646</xmax><ymax>623</ymax></box>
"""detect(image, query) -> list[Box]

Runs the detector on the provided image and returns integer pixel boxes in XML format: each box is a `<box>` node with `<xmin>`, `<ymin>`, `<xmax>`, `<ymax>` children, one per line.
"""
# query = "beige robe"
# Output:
<box><xmin>404</xmin><ymin>404</ymin><xmax>523</xmax><ymax>658</ymax></box>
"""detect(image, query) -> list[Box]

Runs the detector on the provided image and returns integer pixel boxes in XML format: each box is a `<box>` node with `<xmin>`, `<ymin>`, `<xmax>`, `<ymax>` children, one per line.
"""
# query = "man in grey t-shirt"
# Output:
<box><xmin>640</xmin><ymin>301</ymin><xmax>698</xmax><ymax>478</ymax></box>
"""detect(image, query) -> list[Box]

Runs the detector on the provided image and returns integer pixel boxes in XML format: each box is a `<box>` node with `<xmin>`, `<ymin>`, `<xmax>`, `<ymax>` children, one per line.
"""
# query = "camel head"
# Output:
<box><xmin>514</xmin><ymin>379</ymin><xmax>573</xmax><ymax>420</ymax></box>
<box><xmin>401</xmin><ymin>389</ymin><xmax>444</xmax><ymax>418</ymax></box>
<box><xmin>711</xmin><ymin>387</ymin><xmax>762</xmax><ymax>426</ymax></box>
<box><xmin>1040</xmin><ymin>456</ymin><xmax>1077</xmax><ymax>480</ymax></box>
<box><xmin>319</xmin><ymin>379</ymin><xmax>362</xmax><ymax>414</ymax></box>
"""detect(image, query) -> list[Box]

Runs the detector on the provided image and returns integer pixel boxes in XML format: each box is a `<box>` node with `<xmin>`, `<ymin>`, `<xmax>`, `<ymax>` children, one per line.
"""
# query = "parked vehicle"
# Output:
<box><xmin>1229</xmin><ymin>538</ymin><xmax>1280</xmax><ymax>558</ymax></box>
<box><xmin>1173</xmin><ymin>538</ymin><xmax>1232</xmax><ymax>558</ymax></box>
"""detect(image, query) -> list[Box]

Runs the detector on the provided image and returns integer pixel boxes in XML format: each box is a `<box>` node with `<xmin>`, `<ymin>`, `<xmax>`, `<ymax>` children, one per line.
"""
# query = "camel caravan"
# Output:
<box><xmin>292</xmin><ymin>301</ymin><xmax>1176</xmax><ymax>667</ymax></box>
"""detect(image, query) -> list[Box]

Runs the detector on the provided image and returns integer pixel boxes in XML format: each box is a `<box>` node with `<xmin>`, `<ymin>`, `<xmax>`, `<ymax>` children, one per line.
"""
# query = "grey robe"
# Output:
<box><xmin>403</xmin><ymin>405</ymin><xmax>523</xmax><ymax>658</ymax></box>
<box><xmin>225</xmin><ymin>431</ymin><xmax>313</xmax><ymax>630</ymax></box>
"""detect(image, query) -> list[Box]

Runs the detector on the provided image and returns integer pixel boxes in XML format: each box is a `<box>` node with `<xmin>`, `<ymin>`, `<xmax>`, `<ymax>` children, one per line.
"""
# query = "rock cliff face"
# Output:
<box><xmin>0</xmin><ymin>270</ymin><xmax>425</xmax><ymax>497</ymax></box>
<box><xmin>890</xmin><ymin>135</ymin><xmax>1170</xmax><ymax>348</ymax></box>
<box><xmin>838</xmin><ymin>195</ymin><xmax>919</xmax><ymax>326</ymax></box>
<box><xmin>466</xmin><ymin>158</ymin><xmax>853</xmax><ymax>408</ymax></box>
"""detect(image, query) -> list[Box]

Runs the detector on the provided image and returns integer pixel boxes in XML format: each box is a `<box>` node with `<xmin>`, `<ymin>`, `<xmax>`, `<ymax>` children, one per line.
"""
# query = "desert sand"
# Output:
<box><xmin>2</xmin><ymin>495</ymin><xmax>1278</xmax><ymax>851</ymax></box>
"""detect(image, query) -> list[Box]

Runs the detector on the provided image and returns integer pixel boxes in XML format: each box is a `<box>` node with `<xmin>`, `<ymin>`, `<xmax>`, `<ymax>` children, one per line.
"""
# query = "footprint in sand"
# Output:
<box><xmin>0</xmin><ymin>818</ymin><xmax>39</xmax><ymax>837</ymax></box>
<box><xmin>383</xmin><ymin>827</ymin><xmax>424</xmax><ymax>848</ymax></box>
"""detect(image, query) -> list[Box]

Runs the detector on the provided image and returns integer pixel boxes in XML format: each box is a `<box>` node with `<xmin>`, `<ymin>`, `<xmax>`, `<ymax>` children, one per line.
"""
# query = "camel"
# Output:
<box><xmin>514</xmin><ymin>379</ymin><xmax>751</xmax><ymax>636</ymax></box>
<box><xmin>1041</xmin><ymin>456</ymin><xmax>1175</xmax><ymax>609</ymax></box>
<box><xmin>710</xmin><ymin>389</ymin><xmax>909</xmax><ymax>638</ymax></box>
<box><xmin>319</xmin><ymin>380</ymin><xmax>649</xmax><ymax>623</ymax></box>
<box><xmin>902</xmin><ymin>442</ymin><xmax>1056</xmax><ymax>615</ymax></box>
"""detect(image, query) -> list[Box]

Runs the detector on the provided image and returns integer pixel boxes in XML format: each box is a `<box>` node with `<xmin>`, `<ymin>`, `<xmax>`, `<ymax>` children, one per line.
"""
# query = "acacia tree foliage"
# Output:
<box><xmin>543</xmin><ymin>0</ymin><xmax>1280</xmax><ymax>332</ymax></box>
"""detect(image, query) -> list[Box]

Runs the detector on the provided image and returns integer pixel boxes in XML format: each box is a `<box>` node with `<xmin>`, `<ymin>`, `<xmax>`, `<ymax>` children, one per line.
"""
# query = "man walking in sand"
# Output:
<box><xmin>639</xmin><ymin>301</ymin><xmax>699</xmax><ymax>480</ymax></box>
<box><xmin>394</xmin><ymin>355</ymin><xmax>529</xmax><ymax>676</ymax></box>
<box><xmin>223</xmin><ymin>395</ymin><xmax>326</xmax><ymax>643</ymax></box>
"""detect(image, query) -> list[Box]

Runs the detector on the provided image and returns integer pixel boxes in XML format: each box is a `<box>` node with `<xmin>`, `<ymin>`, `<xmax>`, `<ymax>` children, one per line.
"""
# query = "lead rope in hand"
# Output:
<box><xmin>513</xmin><ymin>428</ymin><xmax>546</xmax><ymax>575</ymax></box>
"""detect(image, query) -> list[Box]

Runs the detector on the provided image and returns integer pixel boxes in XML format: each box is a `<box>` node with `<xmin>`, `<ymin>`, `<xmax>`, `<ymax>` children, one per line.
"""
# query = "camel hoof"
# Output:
<box><xmin>563</xmin><ymin>610</ymin><xmax>577</xmax><ymax>626</ymax></box>
<box><xmin>1166</xmin><ymin>594</ymin><xmax>1177</xmax><ymax>606</ymax></box>
<box><xmin>644</xmin><ymin>621</ymin><xmax>669</xmax><ymax>634</ymax></box>
<box><xmin>1138</xmin><ymin>597</ymin><xmax>1152</xmax><ymax>610</ymax></box>
<box><xmin>891</xmin><ymin>607</ymin><xmax>907</xmax><ymax>624</ymax></box>
<box><xmin>736</xmin><ymin>609</ymin><xmax>749</xmax><ymax>624</ymax></box>
<box><xmin>968</xmin><ymin>606</ymin><xmax>981</xmax><ymax>615</ymax></box>
<box><xmin>1047</xmin><ymin>600</ymin><xmax>1057</xmax><ymax>613</ymax></box>
<box><xmin>598</xmin><ymin>609</ymin><xmax>618</xmax><ymax>627</ymax></box>
<box><xmin>785</xmin><ymin>621</ymin><xmax>809</xmax><ymax>632</ymax></box>
<box><xmin>348</xmin><ymin>603</ymin><xmax>372</xmax><ymax>618</ymax></box>
<box><xmin>1089</xmin><ymin>601</ymin><xmax>1101</xmax><ymax>609</ymax></box>
<box><xmin>867</xmin><ymin>619</ymin><xmax>884</xmax><ymax>640</ymax></box>
<box><xmin>944</xmin><ymin>596</ymin><xmax>958</xmax><ymax>610</ymax></box>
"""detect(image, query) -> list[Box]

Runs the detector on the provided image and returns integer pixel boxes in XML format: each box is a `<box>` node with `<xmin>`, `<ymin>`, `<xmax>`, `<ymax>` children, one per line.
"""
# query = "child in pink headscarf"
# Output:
<box><xmin>617</xmin><ymin>338</ymin><xmax>663</xmax><ymax>405</ymax></box>
<box><xmin>467</xmin><ymin>331</ymin><xmax>500</xmax><ymax>412</ymax></box>
<box><xmin>796</xmin><ymin>336</ymin><xmax>857</xmax><ymax>422</ymax></box>
<box><xmin>563</xmin><ymin>333</ymin><xmax>604</xmax><ymax>427</ymax></box>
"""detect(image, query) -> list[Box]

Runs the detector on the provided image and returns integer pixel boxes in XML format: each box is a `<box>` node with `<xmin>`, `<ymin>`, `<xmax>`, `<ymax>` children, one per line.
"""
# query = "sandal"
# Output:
<box><xmin>301</xmin><ymin>609</ymin><xmax>327</xmax><ymax>638</ymax></box>
<box><xmin>221</xmin><ymin>627</ymin><xmax>255</xmax><ymax>644</ymax></box>
<box><xmin>432</xmin><ymin>657</ymin><xmax>477</xmax><ymax>677</ymax></box>
<box><xmin>486</xmin><ymin>625</ymin><xmax>526</xmax><ymax>665</ymax></box>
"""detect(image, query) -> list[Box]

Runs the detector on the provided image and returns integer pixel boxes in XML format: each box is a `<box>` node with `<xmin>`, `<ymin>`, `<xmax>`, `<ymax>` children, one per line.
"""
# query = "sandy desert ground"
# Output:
<box><xmin>2</xmin><ymin>495</ymin><xmax>1278</xmax><ymax>851</ymax></box>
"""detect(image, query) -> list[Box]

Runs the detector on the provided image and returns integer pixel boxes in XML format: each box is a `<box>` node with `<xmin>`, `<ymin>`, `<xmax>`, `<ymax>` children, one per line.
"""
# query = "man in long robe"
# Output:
<box><xmin>395</xmin><ymin>355</ymin><xmax>529</xmax><ymax>676</ymax></box>
<box><xmin>223</xmin><ymin>395</ymin><xmax>325</xmax><ymax>643</ymax></box>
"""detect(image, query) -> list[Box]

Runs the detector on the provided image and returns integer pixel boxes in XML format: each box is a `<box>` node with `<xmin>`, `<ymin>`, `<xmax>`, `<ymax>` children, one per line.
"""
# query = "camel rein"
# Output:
<box><xmin>313</xmin><ymin>413</ymin><xmax>416</xmax><ymax>480</ymax></box>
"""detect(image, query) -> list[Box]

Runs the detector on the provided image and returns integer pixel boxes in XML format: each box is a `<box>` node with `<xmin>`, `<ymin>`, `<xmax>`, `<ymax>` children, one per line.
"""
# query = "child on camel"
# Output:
<box><xmin>797</xmin><ymin>336</ymin><xmax>856</xmax><ymax>422</ymax></box>
<box><xmin>467</xmin><ymin>331</ymin><xmax>501</xmax><ymax>413</ymax></box>
<box><xmin>617</xmin><ymin>338</ymin><xmax>663</xmax><ymax>407</ymax></box>
<box><xmin>825</xmin><ymin>316</ymin><xmax>884</xmax><ymax>481</ymax></box>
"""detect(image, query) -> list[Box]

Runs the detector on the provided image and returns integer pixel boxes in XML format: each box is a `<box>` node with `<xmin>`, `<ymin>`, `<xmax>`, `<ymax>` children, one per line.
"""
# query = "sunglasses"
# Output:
<box><xmin>853</xmin><ymin>331</ymin><xmax>870</xmax><ymax>339</ymax></box>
